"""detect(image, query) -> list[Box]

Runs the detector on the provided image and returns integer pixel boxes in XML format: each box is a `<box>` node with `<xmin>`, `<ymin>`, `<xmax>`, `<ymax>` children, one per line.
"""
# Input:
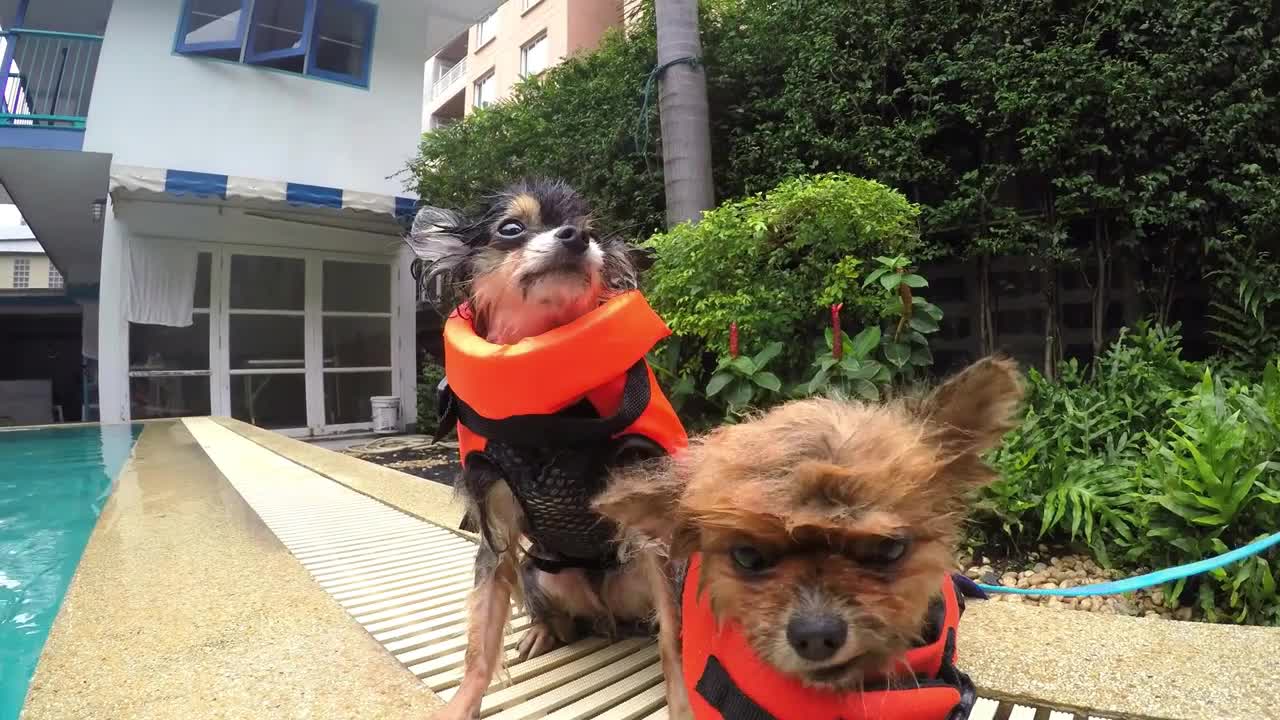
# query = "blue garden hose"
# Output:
<box><xmin>974</xmin><ymin>529</ymin><xmax>1280</xmax><ymax>598</ymax></box>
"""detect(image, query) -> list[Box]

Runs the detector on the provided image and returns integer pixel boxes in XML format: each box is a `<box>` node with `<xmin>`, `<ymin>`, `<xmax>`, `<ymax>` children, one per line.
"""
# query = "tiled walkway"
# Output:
<box><xmin>184</xmin><ymin>418</ymin><xmax>1110</xmax><ymax>720</ymax></box>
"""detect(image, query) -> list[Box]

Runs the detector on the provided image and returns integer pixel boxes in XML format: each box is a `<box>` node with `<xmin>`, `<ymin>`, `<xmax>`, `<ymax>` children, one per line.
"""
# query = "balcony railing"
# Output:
<box><xmin>0</xmin><ymin>29</ymin><xmax>104</xmax><ymax>129</ymax></box>
<box><xmin>431</xmin><ymin>58</ymin><xmax>466</xmax><ymax>101</ymax></box>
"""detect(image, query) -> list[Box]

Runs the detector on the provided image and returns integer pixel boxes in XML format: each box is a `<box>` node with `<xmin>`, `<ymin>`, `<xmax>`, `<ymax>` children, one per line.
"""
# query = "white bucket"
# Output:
<box><xmin>370</xmin><ymin>396</ymin><xmax>400</xmax><ymax>434</ymax></box>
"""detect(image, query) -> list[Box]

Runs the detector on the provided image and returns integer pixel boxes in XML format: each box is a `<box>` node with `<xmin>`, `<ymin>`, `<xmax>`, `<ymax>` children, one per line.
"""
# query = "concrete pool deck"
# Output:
<box><xmin>19</xmin><ymin>417</ymin><xmax>1280</xmax><ymax>719</ymax></box>
<box><xmin>20</xmin><ymin>420</ymin><xmax>442</xmax><ymax>719</ymax></box>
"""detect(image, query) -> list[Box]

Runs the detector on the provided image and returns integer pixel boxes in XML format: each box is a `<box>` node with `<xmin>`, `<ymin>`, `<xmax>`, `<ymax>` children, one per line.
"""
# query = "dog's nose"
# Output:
<box><xmin>554</xmin><ymin>225</ymin><xmax>588</xmax><ymax>254</ymax></box>
<box><xmin>786</xmin><ymin>613</ymin><xmax>848</xmax><ymax>662</ymax></box>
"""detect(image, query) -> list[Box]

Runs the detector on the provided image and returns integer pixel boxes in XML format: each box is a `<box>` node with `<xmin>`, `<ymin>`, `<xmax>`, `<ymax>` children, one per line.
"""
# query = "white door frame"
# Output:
<box><xmin>120</xmin><ymin>237</ymin><xmax>403</xmax><ymax>437</ymax></box>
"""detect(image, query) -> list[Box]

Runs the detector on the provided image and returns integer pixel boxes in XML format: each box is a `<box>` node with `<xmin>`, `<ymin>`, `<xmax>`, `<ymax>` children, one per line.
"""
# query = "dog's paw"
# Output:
<box><xmin>517</xmin><ymin>622</ymin><xmax>562</xmax><ymax>661</ymax></box>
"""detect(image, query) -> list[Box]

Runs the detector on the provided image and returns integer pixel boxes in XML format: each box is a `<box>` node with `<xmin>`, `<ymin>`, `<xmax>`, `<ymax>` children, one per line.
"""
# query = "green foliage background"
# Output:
<box><xmin>410</xmin><ymin>0</ymin><xmax>1280</xmax><ymax>624</ymax></box>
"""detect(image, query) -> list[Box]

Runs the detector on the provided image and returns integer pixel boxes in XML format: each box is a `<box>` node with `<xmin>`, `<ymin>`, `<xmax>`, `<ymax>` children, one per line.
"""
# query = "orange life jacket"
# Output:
<box><xmin>681</xmin><ymin>554</ymin><xmax>978</xmax><ymax>720</ymax></box>
<box><xmin>441</xmin><ymin>290</ymin><xmax>687</xmax><ymax>461</ymax></box>
<box><xmin>437</xmin><ymin>291</ymin><xmax>688</xmax><ymax>569</ymax></box>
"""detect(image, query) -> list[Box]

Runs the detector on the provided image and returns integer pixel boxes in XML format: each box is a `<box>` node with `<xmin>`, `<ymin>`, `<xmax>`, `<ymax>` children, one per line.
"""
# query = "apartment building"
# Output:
<box><xmin>0</xmin><ymin>221</ymin><xmax>61</xmax><ymax>290</ymax></box>
<box><xmin>422</xmin><ymin>0</ymin><xmax>624</xmax><ymax>131</ymax></box>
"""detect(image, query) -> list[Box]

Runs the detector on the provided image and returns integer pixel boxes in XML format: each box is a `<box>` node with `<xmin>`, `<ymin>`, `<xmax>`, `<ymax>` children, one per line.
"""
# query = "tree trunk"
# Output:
<box><xmin>977</xmin><ymin>254</ymin><xmax>995</xmax><ymax>356</ymax></box>
<box><xmin>1091</xmin><ymin>215</ymin><xmax>1112</xmax><ymax>357</ymax></box>
<box><xmin>655</xmin><ymin>0</ymin><xmax>715</xmax><ymax>227</ymax></box>
<box><xmin>1041</xmin><ymin>190</ymin><xmax>1060</xmax><ymax>381</ymax></box>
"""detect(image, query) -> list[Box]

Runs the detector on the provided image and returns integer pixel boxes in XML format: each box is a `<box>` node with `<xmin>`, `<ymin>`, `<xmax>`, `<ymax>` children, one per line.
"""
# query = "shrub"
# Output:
<box><xmin>978</xmin><ymin>325</ymin><xmax>1280</xmax><ymax>624</ymax></box>
<box><xmin>643</xmin><ymin>173</ymin><xmax>921</xmax><ymax>378</ymax></box>
<box><xmin>417</xmin><ymin>361</ymin><xmax>445</xmax><ymax>434</ymax></box>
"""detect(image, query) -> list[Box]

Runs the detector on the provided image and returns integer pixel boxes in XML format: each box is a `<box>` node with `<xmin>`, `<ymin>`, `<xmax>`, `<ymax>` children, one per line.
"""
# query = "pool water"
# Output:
<box><xmin>0</xmin><ymin>425</ymin><xmax>140</xmax><ymax>720</ymax></box>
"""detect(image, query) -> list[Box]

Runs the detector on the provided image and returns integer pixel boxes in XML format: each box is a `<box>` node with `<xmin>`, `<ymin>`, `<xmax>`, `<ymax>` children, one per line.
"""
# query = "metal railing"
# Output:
<box><xmin>431</xmin><ymin>58</ymin><xmax>465</xmax><ymax>101</ymax></box>
<box><xmin>0</xmin><ymin>29</ymin><xmax>104</xmax><ymax>128</ymax></box>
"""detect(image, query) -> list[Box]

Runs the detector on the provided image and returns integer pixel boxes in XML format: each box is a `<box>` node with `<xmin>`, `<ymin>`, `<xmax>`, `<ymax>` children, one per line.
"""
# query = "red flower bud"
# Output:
<box><xmin>831</xmin><ymin>303</ymin><xmax>843</xmax><ymax>359</ymax></box>
<box><xmin>729</xmin><ymin>322</ymin><xmax>740</xmax><ymax>358</ymax></box>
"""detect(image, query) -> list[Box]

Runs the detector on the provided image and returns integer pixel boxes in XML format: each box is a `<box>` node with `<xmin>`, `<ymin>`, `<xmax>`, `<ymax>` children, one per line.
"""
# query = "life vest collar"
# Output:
<box><xmin>443</xmin><ymin>290</ymin><xmax>671</xmax><ymax>419</ymax></box>
<box><xmin>681</xmin><ymin>554</ymin><xmax>976</xmax><ymax>720</ymax></box>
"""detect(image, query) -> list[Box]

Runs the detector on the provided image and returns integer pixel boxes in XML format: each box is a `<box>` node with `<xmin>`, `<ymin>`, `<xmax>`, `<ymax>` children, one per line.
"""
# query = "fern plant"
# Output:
<box><xmin>1208</xmin><ymin>249</ymin><xmax>1280</xmax><ymax>367</ymax></box>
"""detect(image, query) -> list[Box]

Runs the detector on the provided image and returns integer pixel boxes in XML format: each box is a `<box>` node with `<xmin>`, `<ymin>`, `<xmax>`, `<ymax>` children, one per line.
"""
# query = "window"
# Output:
<box><xmin>521</xmin><ymin>32</ymin><xmax>549</xmax><ymax>77</ymax></box>
<box><xmin>245</xmin><ymin>0</ymin><xmax>312</xmax><ymax>71</ymax></box>
<box><xmin>322</xmin><ymin>261</ymin><xmax>392</xmax><ymax>426</ymax></box>
<box><xmin>129</xmin><ymin>252</ymin><xmax>212</xmax><ymax>420</ymax></box>
<box><xmin>476</xmin><ymin>13</ymin><xmax>498</xmax><ymax>46</ymax></box>
<box><xmin>175</xmin><ymin>0</ymin><xmax>249</xmax><ymax>59</ymax></box>
<box><xmin>228</xmin><ymin>254</ymin><xmax>307</xmax><ymax>429</ymax></box>
<box><xmin>309</xmin><ymin>0</ymin><xmax>377</xmax><ymax>85</ymax></box>
<box><xmin>521</xmin><ymin>0</ymin><xmax>544</xmax><ymax>11</ymax></box>
<box><xmin>47</xmin><ymin>265</ymin><xmax>64</xmax><ymax>289</ymax></box>
<box><xmin>12</xmin><ymin>257</ymin><xmax>29</xmax><ymax>288</ymax></box>
<box><xmin>175</xmin><ymin>0</ymin><xmax>376</xmax><ymax>88</ymax></box>
<box><xmin>473</xmin><ymin>71</ymin><xmax>496</xmax><ymax>108</ymax></box>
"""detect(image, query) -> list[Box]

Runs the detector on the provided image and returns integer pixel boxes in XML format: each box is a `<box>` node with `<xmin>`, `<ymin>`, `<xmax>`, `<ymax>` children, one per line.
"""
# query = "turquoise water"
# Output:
<box><xmin>0</xmin><ymin>425</ymin><xmax>140</xmax><ymax>720</ymax></box>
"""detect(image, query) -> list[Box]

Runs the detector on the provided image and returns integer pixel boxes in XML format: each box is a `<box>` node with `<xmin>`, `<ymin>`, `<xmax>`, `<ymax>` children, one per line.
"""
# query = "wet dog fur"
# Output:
<box><xmin>405</xmin><ymin>179</ymin><xmax>657</xmax><ymax>720</ymax></box>
<box><xmin>594</xmin><ymin>357</ymin><xmax>1024</xmax><ymax>718</ymax></box>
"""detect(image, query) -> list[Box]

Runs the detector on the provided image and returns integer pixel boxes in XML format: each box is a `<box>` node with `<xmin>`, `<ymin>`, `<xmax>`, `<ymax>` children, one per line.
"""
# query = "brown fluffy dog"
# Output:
<box><xmin>595</xmin><ymin>356</ymin><xmax>1023</xmax><ymax>717</ymax></box>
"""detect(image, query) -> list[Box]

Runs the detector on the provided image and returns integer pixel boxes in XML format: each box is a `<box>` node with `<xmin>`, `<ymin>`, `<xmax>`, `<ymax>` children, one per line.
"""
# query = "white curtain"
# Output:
<box><xmin>127</xmin><ymin>235</ymin><xmax>198</xmax><ymax>327</ymax></box>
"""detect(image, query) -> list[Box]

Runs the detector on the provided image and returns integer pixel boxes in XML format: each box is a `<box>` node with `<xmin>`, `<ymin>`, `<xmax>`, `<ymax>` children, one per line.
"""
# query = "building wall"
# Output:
<box><xmin>82</xmin><ymin>0</ymin><xmax>430</xmax><ymax>196</ymax></box>
<box><xmin>428</xmin><ymin>0</ymin><xmax>622</xmax><ymax>119</ymax></box>
<box><xmin>0</xmin><ymin>254</ymin><xmax>54</xmax><ymax>289</ymax></box>
<box><xmin>567</xmin><ymin>0</ymin><xmax>623</xmax><ymax>56</ymax></box>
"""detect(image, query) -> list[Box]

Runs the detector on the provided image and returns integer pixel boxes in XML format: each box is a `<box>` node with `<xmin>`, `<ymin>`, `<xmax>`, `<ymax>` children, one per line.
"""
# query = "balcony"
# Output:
<box><xmin>431</xmin><ymin>57</ymin><xmax>465</xmax><ymax>101</ymax></box>
<box><xmin>0</xmin><ymin>28</ymin><xmax>103</xmax><ymax>150</ymax></box>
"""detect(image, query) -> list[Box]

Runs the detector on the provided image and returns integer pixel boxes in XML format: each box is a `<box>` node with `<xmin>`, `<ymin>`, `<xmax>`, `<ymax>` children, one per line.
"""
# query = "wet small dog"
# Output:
<box><xmin>596</xmin><ymin>357</ymin><xmax>1024</xmax><ymax>718</ymax></box>
<box><xmin>407</xmin><ymin>179</ymin><xmax>673</xmax><ymax>720</ymax></box>
<box><xmin>409</xmin><ymin>179</ymin><xmax>639</xmax><ymax>345</ymax></box>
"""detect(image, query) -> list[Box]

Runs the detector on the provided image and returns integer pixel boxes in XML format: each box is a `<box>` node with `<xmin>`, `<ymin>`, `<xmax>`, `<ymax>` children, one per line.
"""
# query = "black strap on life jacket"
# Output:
<box><xmin>435</xmin><ymin>359</ymin><xmax>651</xmax><ymax>448</ymax></box>
<box><xmin>438</xmin><ymin>360</ymin><xmax>655</xmax><ymax>570</ymax></box>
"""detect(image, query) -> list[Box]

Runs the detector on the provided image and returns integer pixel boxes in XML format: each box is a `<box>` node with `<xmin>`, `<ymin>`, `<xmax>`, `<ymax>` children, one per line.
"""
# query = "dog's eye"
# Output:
<box><xmin>498</xmin><ymin>220</ymin><xmax>525</xmax><ymax>237</ymax></box>
<box><xmin>730</xmin><ymin>545</ymin><xmax>777</xmax><ymax>574</ymax></box>
<box><xmin>857</xmin><ymin>537</ymin><xmax>910</xmax><ymax>566</ymax></box>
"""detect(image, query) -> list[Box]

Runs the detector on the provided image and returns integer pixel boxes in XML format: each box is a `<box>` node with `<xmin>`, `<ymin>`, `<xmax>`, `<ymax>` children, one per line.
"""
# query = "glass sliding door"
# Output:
<box><xmin>227</xmin><ymin>253</ymin><xmax>308</xmax><ymax>430</ymax></box>
<box><xmin>320</xmin><ymin>260</ymin><xmax>392</xmax><ymax>429</ymax></box>
<box><xmin>128</xmin><ymin>252</ymin><xmax>213</xmax><ymax>419</ymax></box>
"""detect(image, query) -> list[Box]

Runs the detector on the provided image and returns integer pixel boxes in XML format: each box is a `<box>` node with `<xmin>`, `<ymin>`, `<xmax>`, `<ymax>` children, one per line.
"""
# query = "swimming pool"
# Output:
<box><xmin>0</xmin><ymin>424</ymin><xmax>140</xmax><ymax>720</ymax></box>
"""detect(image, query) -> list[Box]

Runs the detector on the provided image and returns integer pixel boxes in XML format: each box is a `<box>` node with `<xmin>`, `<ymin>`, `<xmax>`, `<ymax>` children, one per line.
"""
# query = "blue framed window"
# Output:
<box><xmin>306</xmin><ymin>0</ymin><xmax>377</xmax><ymax>87</ymax></box>
<box><xmin>175</xmin><ymin>0</ymin><xmax>377</xmax><ymax>88</ymax></box>
<box><xmin>245</xmin><ymin>0</ymin><xmax>315</xmax><ymax>72</ymax></box>
<box><xmin>175</xmin><ymin>0</ymin><xmax>251</xmax><ymax>59</ymax></box>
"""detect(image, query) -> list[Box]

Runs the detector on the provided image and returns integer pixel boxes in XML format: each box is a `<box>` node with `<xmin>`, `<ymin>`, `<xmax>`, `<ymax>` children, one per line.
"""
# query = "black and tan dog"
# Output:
<box><xmin>406</xmin><ymin>179</ymin><xmax>687</xmax><ymax>720</ymax></box>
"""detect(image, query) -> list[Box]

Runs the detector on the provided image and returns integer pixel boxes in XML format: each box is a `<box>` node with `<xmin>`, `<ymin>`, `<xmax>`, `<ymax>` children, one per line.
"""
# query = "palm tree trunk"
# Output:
<box><xmin>655</xmin><ymin>0</ymin><xmax>715</xmax><ymax>227</ymax></box>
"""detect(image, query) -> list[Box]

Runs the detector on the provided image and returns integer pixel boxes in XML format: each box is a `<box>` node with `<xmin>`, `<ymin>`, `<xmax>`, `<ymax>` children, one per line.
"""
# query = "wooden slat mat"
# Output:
<box><xmin>183</xmin><ymin>418</ymin><xmax>1110</xmax><ymax>720</ymax></box>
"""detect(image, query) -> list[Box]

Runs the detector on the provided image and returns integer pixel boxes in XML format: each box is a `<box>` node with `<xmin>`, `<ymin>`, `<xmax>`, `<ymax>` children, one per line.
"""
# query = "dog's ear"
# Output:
<box><xmin>595</xmin><ymin>455</ymin><xmax>694</xmax><ymax>553</ymax></box>
<box><xmin>917</xmin><ymin>355</ymin><xmax>1024</xmax><ymax>455</ymax></box>
<box><xmin>404</xmin><ymin>206</ymin><xmax>471</xmax><ymax>273</ymax></box>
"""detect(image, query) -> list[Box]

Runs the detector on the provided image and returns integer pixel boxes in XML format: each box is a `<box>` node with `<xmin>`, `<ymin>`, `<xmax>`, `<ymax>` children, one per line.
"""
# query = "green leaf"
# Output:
<box><xmin>884</xmin><ymin>342</ymin><xmax>911</xmax><ymax>368</ymax></box>
<box><xmin>911</xmin><ymin>346</ymin><xmax>933</xmax><ymax>366</ymax></box>
<box><xmin>706</xmin><ymin>372</ymin><xmax>734</xmax><ymax>397</ymax></box>
<box><xmin>863</xmin><ymin>267</ymin><xmax>890</xmax><ymax>289</ymax></box>
<box><xmin>913</xmin><ymin>297</ymin><xmax>944</xmax><ymax>321</ymax></box>
<box><xmin>815</xmin><ymin>356</ymin><xmax>840</xmax><ymax>372</ymax></box>
<box><xmin>727</xmin><ymin>381</ymin><xmax>754</xmax><ymax>409</ymax></box>
<box><xmin>909</xmin><ymin>314</ymin><xmax>939</xmax><ymax>333</ymax></box>
<box><xmin>807</xmin><ymin>368</ymin><xmax>830</xmax><ymax>395</ymax></box>
<box><xmin>841</xmin><ymin>357</ymin><xmax>880</xmax><ymax>380</ymax></box>
<box><xmin>751</xmin><ymin>371</ymin><xmax>782</xmax><ymax>392</ymax></box>
<box><xmin>752</xmin><ymin>341</ymin><xmax>784</xmax><ymax>370</ymax></box>
<box><xmin>879</xmin><ymin>272</ymin><xmax>904</xmax><ymax>291</ymax></box>
<box><xmin>849</xmin><ymin>326</ymin><xmax>881</xmax><ymax>358</ymax></box>
<box><xmin>730</xmin><ymin>356</ymin><xmax>757</xmax><ymax>375</ymax></box>
<box><xmin>851</xmin><ymin>379</ymin><xmax>879</xmax><ymax>401</ymax></box>
<box><xmin>901</xmin><ymin>274</ymin><xmax>928</xmax><ymax>288</ymax></box>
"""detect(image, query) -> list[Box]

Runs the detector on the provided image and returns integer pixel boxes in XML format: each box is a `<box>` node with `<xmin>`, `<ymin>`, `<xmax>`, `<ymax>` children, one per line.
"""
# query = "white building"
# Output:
<box><xmin>0</xmin><ymin>0</ymin><xmax>501</xmax><ymax>434</ymax></box>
